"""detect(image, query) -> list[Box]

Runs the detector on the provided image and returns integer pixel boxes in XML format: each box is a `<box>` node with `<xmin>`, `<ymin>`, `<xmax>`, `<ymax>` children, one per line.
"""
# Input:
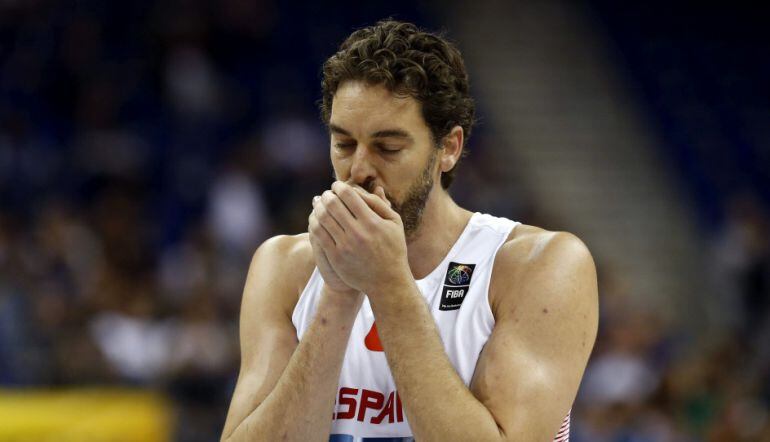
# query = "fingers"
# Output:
<box><xmin>331</xmin><ymin>181</ymin><xmax>374</xmax><ymax>221</ymax></box>
<box><xmin>312</xmin><ymin>182</ymin><xmax>399</xmax><ymax>252</ymax></box>
<box><xmin>348</xmin><ymin>184</ymin><xmax>398</xmax><ymax>220</ymax></box>
<box><xmin>309</xmin><ymin>198</ymin><xmax>342</xmax><ymax>246</ymax></box>
<box><xmin>315</xmin><ymin>190</ymin><xmax>356</xmax><ymax>233</ymax></box>
<box><xmin>374</xmin><ymin>186</ymin><xmax>390</xmax><ymax>206</ymax></box>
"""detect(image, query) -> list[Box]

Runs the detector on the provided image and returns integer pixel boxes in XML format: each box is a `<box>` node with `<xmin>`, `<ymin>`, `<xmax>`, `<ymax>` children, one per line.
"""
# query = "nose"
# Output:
<box><xmin>348</xmin><ymin>145</ymin><xmax>377</xmax><ymax>187</ymax></box>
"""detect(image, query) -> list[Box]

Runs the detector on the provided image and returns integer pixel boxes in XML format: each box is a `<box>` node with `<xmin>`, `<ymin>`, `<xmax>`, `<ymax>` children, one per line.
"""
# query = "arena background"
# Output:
<box><xmin>0</xmin><ymin>1</ymin><xmax>768</xmax><ymax>440</ymax></box>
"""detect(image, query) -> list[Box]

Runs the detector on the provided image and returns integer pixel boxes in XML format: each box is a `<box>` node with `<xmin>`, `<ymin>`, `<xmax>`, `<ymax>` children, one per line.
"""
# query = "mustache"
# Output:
<box><xmin>358</xmin><ymin>178</ymin><xmax>377</xmax><ymax>194</ymax></box>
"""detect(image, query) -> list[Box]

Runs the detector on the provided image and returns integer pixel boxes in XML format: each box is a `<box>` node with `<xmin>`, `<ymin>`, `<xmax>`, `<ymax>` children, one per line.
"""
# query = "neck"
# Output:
<box><xmin>405</xmin><ymin>187</ymin><xmax>473</xmax><ymax>280</ymax></box>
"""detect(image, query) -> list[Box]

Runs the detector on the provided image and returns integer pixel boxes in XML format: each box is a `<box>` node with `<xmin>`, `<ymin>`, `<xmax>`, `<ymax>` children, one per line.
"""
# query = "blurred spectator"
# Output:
<box><xmin>165</xmin><ymin>45</ymin><xmax>225</xmax><ymax>119</ymax></box>
<box><xmin>206</xmin><ymin>163</ymin><xmax>269</xmax><ymax>256</ymax></box>
<box><xmin>710</xmin><ymin>193</ymin><xmax>770</xmax><ymax>338</ymax></box>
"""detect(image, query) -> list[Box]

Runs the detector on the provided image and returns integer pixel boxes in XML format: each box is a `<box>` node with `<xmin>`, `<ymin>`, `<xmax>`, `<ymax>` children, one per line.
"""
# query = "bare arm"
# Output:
<box><xmin>370</xmin><ymin>231</ymin><xmax>598</xmax><ymax>441</ymax></box>
<box><xmin>470</xmin><ymin>231</ymin><xmax>598</xmax><ymax>440</ymax></box>
<box><xmin>221</xmin><ymin>235</ymin><xmax>362</xmax><ymax>442</ymax></box>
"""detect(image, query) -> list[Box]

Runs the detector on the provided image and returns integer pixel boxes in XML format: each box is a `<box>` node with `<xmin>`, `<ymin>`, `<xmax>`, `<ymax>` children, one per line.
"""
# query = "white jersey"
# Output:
<box><xmin>292</xmin><ymin>213</ymin><xmax>571</xmax><ymax>441</ymax></box>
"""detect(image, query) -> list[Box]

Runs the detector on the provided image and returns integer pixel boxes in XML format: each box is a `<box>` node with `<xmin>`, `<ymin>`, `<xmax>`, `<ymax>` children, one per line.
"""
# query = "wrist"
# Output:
<box><xmin>367</xmin><ymin>270</ymin><xmax>415</xmax><ymax>309</ymax></box>
<box><xmin>322</xmin><ymin>286</ymin><xmax>363</xmax><ymax>310</ymax></box>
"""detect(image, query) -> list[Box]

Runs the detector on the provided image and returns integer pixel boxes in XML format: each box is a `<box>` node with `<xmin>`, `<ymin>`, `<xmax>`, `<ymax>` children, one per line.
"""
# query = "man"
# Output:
<box><xmin>222</xmin><ymin>20</ymin><xmax>598</xmax><ymax>442</ymax></box>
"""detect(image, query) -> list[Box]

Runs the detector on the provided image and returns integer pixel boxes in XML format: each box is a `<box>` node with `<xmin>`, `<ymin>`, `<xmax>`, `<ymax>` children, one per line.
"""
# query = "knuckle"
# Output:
<box><xmin>361</xmin><ymin>215</ymin><xmax>377</xmax><ymax>228</ymax></box>
<box><xmin>326</xmin><ymin>198</ymin><xmax>343</xmax><ymax>215</ymax></box>
<box><xmin>350</xmin><ymin>226</ymin><xmax>365</xmax><ymax>242</ymax></box>
<box><xmin>315</xmin><ymin>206</ymin><xmax>329</xmax><ymax>221</ymax></box>
<box><xmin>339</xmin><ymin>185</ymin><xmax>353</xmax><ymax>199</ymax></box>
<box><xmin>327</xmin><ymin>246</ymin><xmax>342</xmax><ymax>261</ymax></box>
<box><xmin>353</xmin><ymin>223</ymin><xmax>373</xmax><ymax>243</ymax></box>
<box><xmin>316</xmin><ymin>229</ymin><xmax>331</xmax><ymax>243</ymax></box>
<box><xmin>337</xmin><ymin>242</ymin><xmax>351</xmax><ymax>256</ymax></box>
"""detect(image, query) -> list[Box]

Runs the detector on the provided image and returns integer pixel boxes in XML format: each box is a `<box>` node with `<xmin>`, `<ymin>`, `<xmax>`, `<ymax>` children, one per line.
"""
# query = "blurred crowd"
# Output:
<box><xmin>0</xmin><ymin>1</ymin><xmax>768</xmax><ymax>441</ymax></box>
<box><xmin>574</xmin><ymin>195</ymin><xmax>770</xmax><ymax>441</ymax></box>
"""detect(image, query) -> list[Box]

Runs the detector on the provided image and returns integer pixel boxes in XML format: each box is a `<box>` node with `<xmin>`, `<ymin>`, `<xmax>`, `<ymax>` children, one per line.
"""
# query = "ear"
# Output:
<box><xmin>439</xmin><ymin>125</ymin><xmax>464</xmax><ymax>173</ymax></box>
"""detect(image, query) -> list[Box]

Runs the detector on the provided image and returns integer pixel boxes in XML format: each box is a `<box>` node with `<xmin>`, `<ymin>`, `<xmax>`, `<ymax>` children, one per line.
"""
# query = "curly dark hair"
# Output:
<box><xmin>320</xmin><ymin>19</ymin><xmax>475</xmax><ymax>189</ymax></box>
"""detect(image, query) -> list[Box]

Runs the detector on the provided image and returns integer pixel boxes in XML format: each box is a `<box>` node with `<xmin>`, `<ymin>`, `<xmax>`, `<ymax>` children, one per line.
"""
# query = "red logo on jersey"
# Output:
<box><xmin>364</xmin><ymin>322</ymin><xmax>384</xmax><ymax>352</ymax></box>
<box><xmin>333</xmin><ymin>387</ymin><xmax>404</xmax><ymax>424</ymax></box>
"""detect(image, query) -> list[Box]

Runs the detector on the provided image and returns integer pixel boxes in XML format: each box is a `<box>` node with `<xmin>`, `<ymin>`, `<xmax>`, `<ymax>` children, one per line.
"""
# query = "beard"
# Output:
<box><xmin>363</xmin><ymin>149</ymin><xmax>437</xmax><ymax>240</ymax></box>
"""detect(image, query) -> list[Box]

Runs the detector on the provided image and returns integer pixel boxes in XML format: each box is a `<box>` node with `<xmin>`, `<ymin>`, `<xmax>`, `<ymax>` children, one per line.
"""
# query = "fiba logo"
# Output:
<box><xmin>440</xmin><ymin>262</ymin><xmax>476</xmax><ymax>311</ymax></box>
<box><xmin>447</xmin><ymin>264</ymin><xmax>473</xmax><ymax>285</ymax></box>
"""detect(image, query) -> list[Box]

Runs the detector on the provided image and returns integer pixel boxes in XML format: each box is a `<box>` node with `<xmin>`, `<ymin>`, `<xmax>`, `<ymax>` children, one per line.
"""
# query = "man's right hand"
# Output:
<box><xmin>308</xmin><ymin>195</ymin><xmax>358</xmax><ymax>295</ymax></box>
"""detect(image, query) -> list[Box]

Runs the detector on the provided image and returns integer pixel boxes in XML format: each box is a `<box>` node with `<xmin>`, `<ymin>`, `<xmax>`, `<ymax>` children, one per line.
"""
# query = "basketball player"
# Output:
<box><xmin>222</xmin><ymin>20</ymin><xmax>598</xmax><ymax>441</ymax></box>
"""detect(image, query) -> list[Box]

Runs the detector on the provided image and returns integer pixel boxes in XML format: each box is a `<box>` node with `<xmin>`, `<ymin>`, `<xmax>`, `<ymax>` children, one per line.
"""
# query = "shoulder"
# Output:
<box><xmin>251</xmin><ymin>233</ymin><xmax>314</xmax><ymax>279</ymax></box>
<box><xmin>489</xmin><ymin>224</ymin><xmax>597</xmax><ymax>318</ymax></box>
<box><xmin>243</xmin><ymin>233</ymin><xmax>316</xmax><ymax>317</ymax></box>
<box><xmin>497</xmin><ymin>224</ymin><xmax>594</xmax><ymax>271</ymax></box>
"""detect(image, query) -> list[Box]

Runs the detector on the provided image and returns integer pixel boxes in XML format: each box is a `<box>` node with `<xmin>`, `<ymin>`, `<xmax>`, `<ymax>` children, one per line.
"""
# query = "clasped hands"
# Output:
<box><xmin>308</xmin><ymin>181</ymin><xmax>410</xmax><ymax>296</ymax></box>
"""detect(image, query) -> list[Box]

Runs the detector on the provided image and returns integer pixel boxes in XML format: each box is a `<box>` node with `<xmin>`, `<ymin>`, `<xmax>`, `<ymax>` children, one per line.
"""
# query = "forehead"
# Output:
<box><xmin>330</xmin><ymin>81</ymin><xmax>427</xmax><ymax>136</ymax></box>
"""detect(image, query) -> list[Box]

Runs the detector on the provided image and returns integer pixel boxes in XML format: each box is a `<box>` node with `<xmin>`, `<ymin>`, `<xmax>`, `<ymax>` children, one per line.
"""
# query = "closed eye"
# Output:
<box><xmin>376</xmin><ymin>144</ymin><xmax>402</xmax><ymax>154</ymax></box>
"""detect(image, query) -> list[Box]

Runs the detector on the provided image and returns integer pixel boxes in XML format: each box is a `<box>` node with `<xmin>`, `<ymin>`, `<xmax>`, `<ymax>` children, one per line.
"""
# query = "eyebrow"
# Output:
<box><xmin>329</xmin><ymin>123</ymin><xmax>413</xmax><ymax>141</ymax></box>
